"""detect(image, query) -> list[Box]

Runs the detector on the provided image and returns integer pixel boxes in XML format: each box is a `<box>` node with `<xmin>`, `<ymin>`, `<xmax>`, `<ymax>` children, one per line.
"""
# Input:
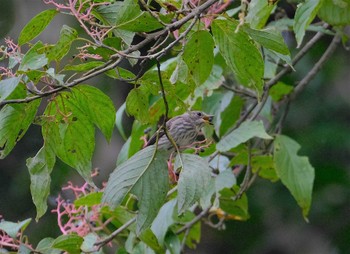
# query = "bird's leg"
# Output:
<box><xmin>140</xmin><ymin>134</ymin><xmax>149</xmax><ymax>148</ymax></box>
<box><xmin>179</xmin><ymin>139</ymin><xmax>213</xmax><ymax>154</ymax></box>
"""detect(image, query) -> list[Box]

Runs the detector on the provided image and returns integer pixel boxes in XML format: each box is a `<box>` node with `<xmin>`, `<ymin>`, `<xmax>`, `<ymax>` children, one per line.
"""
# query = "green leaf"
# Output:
<box><xmin>184</xmin><ymin>219</ymin><xmax>201</xmax><ymax>249</ymax></box>
<box><xmin>139</xmin><ymin>229</ymin><xmax>165</xmax><ymax>254</ymax></box>
<box><xmin>219</xmin><ymin>96</ymin><xmax>244</xmax><ymax>136</ymax></box>
<box><xmin>274</xmin><ymin>135</ymin><xmax>315</xmax><ymax>218</ymax></box>
<box><xmin>294</xmin><ymin>0</ymin><xmax>322</xmax><ymax>47</ymax></box>
<box><xmin>74</xmin><ymin>192</ymin><xmax>102</xmax><ymax>207</ymax></box>
<box><xmin>95</xmin><ymin>0</ymin><xmax>140</xmax><ymax>26</ymax></box>
<box><xmin>0</xmin><ymin>76</ymin><xmax>21</xmax><ymax>103</ymax></box>
<box><xmin>164</xmin><ymin>232</ymin><xmax>181</xmax><ymax>254</ymax></box>
<box><xmin>36</xmin><ymin>237</ymin><xmax>61</xmax><ymax>254</ymax></box>
<box><xmin>42</xmin><ymin>92</ymin><xmax>95</xmax><ymax>184</ymax></box>
<box><xmin>170</xmin><ymin>57</ymin><xmax>189</xmax><ymax>84</ymax></box>
<box><xmin>182</xmin><ymin>30</ymin><xmax>214</xmax><ymax>86</ymax></box>
<box><xmin>102</xmin><ymin>145</ymin><xmax>169</xmax><ymax>234</ymax></box>
<box><xmin>71</xmin><ymin>85</ymin><xmax>116</xmax><ymax>141</ymax></box>
<box><xmin>176</xmin><ymin>154</ymin><xmax>214</xmax><ymax>214</ymax></box>
<box><xmin>19</xmin><ymin>9</ymin><xmax>58</xmax><ymax>45</ymax></box>
<box><xmin>117</xmin><ymin>12</ymin><xmax>168</xmax><ymax>32</ymax></box>
<box><xmin>126</xmin><ymin>87</ymin><xmax>150</xmax><ymax>124</ymax></box>
<box><xmin>116</xmin><ymin>102</ymin><xmax>128</xmax><ymax>140</ymax></box>
<box><xmin>27</xmin><ymin>145</ymin><xmax>56</xmax><ymax>220</ymax></box>
<box><xmin>63</xmin><ymin>61</ymin><xmax>104</xmax><ymax>72</ymax></box>
<box><xmin>212</xmin><ymin>19</ymin><xmax>264</xmax><ymax>94</ymax></box>
<box><xmin>243</xmin><ymin>26</ymin><xmax>290</xmax><ymax>55</ymax></box>
<box><xmin>81</xmin><ymin>233</ymin><xmax>99</xmax><ymax>253</ymax></box>
<box><xmin>219</xmin><ymin>187</ymin><xmax>250</xmax><ymax>220</ymax></box>
<box><xmin>105</xmin><ymin>67</ymin><xmax>136</xmax><ymax>80</ymax></box>
<box><xmin>0</xmin><ymin>99</ymin><xmax>41</xmax><ymax>158</ymax></box>
<box><xmin>0</xmin><ymin>218</ymin><xmax>31</xmax><ymax>238</ymax></box>
<box><xmin>216</xmin><ymin>121</ymin><xmax>272</xmax><ymax>152</ymax></box>
<box><xmin>246</xmin><ymin>0</ymin><xmax>276</xmax><ymax>29</ymax></box>
<box><xmin>117</xmin><ymin>121</ymin><xmax>147</xmax><ymax>165</ymax></box>
<box><xmin>18</xmin><ymin>41</ymin><xmax>48</xmax><ymax>71</ymax></box>
<box><xmin>269</xmin><ymin>81</ymin><xmax>294</xmax><ymax>101</ymax></box>
<box><xmin>47</xmin><ymin>25</ymin><xmax>78</xmax><ymax>62</ymax></box>
<box><xmin>318</xmin><ymin>0</ymin><xmax>350</xmax><ymax>25</ymax></box>
<box><xmin>202</xmin><ymin>90</ymin><xmax>243</xmax><ymax>137</ymax></box>
<box><xmin>252</xmin><ymin>155</ymin><xmax>278</xmax><ymax>182</ymax></box>
<box><xmin>52</xmin><ymin>234</ymin><xmax>83</xmax><ymax>254</ymax></box>
<box><xmin>151</xmin><ymin>199</ymin><xmax>177</xmax><ymax>245</ymax></box>
<box><xmin>215</xmin><ymin>169</ymin><xmax>237</xmax><ymax>193</ymax></box>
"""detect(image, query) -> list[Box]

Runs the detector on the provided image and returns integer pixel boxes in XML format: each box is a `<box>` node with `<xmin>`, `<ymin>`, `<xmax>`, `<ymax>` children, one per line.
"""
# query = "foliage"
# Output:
<box><xmin>0</xmin><ymin>0</ymin><xmax>348</xmax><ymax>253</ymax></box>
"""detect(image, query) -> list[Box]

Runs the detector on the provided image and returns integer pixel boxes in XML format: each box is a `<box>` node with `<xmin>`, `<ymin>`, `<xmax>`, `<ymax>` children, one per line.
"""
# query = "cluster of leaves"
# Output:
<box><xmin>0</xmin><ymin>0</ymin><xmax>349</xmax><ymax>253</ymax></box>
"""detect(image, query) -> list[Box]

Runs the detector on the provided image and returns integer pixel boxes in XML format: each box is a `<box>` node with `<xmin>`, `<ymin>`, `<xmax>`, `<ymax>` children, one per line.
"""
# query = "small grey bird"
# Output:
<box><xmin>146</xmin><ymin>111</ymin><xmax>213</xmax><ymax>150</ymax></box>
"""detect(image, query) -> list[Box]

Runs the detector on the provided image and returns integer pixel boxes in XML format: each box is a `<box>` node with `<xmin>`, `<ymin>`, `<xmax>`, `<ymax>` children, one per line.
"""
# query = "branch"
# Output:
<box><xmin>292</xmin><ymin>33</ymin><xmax>341</xmax><ymax>98</ymax></box>
<box><xmin>266</xmin><ymin>25</ymin><xmax>329</xmax><ymax>89</ymax></box>
<box><xmin>0</xmin><ymin>0</ymin><xmax>218</xmax><ymax>108</ymax></box>
<box><xmin>176</xmin><ymin>206</ymin><xmax>211</xmax><ymax>234</ymax></box>
<box><xmin>94</xmin><ymin>217</ymin><xmax>136</xmax><ymax>250</ymax></box>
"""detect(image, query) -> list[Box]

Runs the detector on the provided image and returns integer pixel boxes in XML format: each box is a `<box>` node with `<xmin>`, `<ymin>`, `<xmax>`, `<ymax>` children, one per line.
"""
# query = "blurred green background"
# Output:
<box><xmin>0</xmin><ymin>1</ymin><xmax>349</xmax><ymax>253</ymax></box>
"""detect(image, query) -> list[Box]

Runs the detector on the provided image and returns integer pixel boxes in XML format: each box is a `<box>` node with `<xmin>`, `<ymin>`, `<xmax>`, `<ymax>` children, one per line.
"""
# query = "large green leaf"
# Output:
<box><xmin>70</xmin><ymin>85</ymin><xmax>116</xmax><ymax>141</ymax></box>
<box><xmin>318</xmin><ymin>0</ymin><xmax>350</xmax><ymax>25</ymax></box>
<box><xmin>0</xmin><ymin>218</ymin><xmax>31</xmax><ymax>238</ymax></box>
<box><xmin>151</xmin><ymin>199</ymin><xmax>177</xmax><ymax>245</ymax></box>
<box><xmin>0</xmin><ymin>76</ymin><xmax>21</xmax><ymax>103</ymax></box>
<box><xmin>294</xmin><ymin>0</ymin><xmax>322</xmax><ymax>47</ymax></box>
<box><xmin>243</xmin><ymin>26</ymin><xmax>290</xmax><ymax>56</ymax></box>
<box><xmin>47</xmin><ymin>25</ymin><xmax>78</xmax><ymax>62</ymax></box>
<box><xmin>63</xmin><ymin>61</ymin><xmax>104</xmax><ymax>72</ymax></box>
<box><xmin>182</xmin><ymin>30</ymin><xmax>214</xmax><ymax>86</ymax></box>
<box><xmin>246</xmin><ymin>0</ymin><xmax>276</xmax><ymax>29</ymax></box>
<box><xmin>139</xmin><ymin>229</ymin><xmax>165</xmax><ymax>253</ymax></box>
<box><xmin>212</xmin><ymin>19</ymin><xmax>264</xmax><ymax>94</ymax></box>
<box><xmin>52</xmin><ymin>235</ymin><xmax>83</xmax><ymax>254</ymax></box>
<box><xmin>219</xmin><ymin>187</ymin><xmax>250</xmax><ymax>220</ymax></box>
<box><xmin>26</xmin><ymin>145</ymin><xmax>56</xmax><ymax>220</ymax></box>
<box><xmin>42</xmin><ymin>91</ymin><xmax>95</xmax><ymax>184</ymax></box>
<box><xmin>18</xmin><ymin>41</ymin><xmax>48</xmax><ymax>71</ymax></box>
<box><xmin>216</xmin><ymin>121</ymin><xmax>272</xmax><ymax>152</ymax></box>
<box><xmin>176</xmin><ymin>154</ymin><xmax>214</xmax><ymax>214</ymax></box>
<box><xmin>19</xmin><ymin>9</ymin><xmax>58</xmax><ymax>45</ymax></box>
<box><xmin>126</xmin><ymin>87</ymin><xmax>150</xmax><ymax>124</ymax></box>
<box><xmin>95</xmin><ymin>0</ymin><xmax>140</xmax><ymax>25</ymax></box>
<box><xmin>274</xmin><ymin>135</ymin><xmax>315</xmax><ymax>218</ymax></box>
<box><xmin>117</xmin><ymin>12</ymin><xmax>168</xmax><ymax>32</ymax></box>
<box><xmin>0</xmin><ymin>99</ymin><xmax>41</xmax><ymax>158</ymax></box>
<box><xmin>102</xmin><ymin>145</ymin><xmax>169</xmax><ymax>234</ymax></box>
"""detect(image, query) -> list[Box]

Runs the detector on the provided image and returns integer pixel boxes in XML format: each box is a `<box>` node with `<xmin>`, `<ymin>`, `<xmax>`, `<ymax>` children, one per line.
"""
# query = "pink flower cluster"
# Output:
<box><xmin>44</xmin><ymin>0</ymin><xmax>112</xmax><ymax>44</ymax></box>
<box><xmin>51</xmin><ymin>171</ymin><xmax>110</xmax><ymax>237</ymax></box>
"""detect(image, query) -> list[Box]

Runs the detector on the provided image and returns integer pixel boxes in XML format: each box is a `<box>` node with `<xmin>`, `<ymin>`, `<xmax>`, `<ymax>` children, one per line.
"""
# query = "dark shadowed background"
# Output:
<box><xmin>0</xmin><ymin>1</ymin><xmax>349</xmax><ymax>253</ymax></box>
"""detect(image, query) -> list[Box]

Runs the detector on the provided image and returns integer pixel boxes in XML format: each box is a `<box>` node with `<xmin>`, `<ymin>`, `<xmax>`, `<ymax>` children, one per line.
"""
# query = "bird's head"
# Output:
<box><xmin>188</xmin><ymin>111</ymin><xmax>214</xmax><ymax>128</ymax></box>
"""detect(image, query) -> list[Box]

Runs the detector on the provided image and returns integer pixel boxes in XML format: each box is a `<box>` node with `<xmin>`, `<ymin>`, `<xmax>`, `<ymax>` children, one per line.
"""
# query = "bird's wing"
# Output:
<box><xmin>145</xmin><ymin>116</ymin><xmax>179</xmax><ymax>146</ymax></box>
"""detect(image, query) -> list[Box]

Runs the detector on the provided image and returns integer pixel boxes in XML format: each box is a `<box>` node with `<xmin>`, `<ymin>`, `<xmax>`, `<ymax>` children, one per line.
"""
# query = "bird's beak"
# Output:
<box><xmin>203</xmin><ymin>115</ymin><xmax>214</xmax><ymax>125</ymax></box>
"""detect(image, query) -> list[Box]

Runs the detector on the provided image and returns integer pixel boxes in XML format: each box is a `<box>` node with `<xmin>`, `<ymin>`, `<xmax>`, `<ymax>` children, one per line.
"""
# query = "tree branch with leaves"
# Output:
<box><xmin>0</xmin><ymin>0</ymin><xmax>349</xmax><ymax>253</ymax></box>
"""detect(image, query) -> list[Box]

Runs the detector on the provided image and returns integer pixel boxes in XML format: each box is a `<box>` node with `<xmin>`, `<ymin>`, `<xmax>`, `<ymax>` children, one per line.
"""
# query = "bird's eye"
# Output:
<box><xmin>196</xmin><ymin>112</ymin><xmax>202</xmax><ymax>117</ymax></box>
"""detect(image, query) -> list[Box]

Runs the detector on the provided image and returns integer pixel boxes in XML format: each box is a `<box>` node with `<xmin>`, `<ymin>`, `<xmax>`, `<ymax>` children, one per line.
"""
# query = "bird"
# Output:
<box><xmin>146</xmin><ymin>111</ymin><xmax>214</xmax><ymax>151</ymax></box>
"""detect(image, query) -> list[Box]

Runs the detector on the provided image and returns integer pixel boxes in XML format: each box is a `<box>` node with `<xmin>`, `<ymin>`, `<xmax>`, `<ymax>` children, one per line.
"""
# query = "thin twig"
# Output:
<box><xmin>176</xmin><ymin>206</ymin><xmax>211</xmax><ymax>234</ymax></box>
<box><xmin>292</xmin><ymin>33</ymin><xmax>341</xmax><ymax>98</ymax></box>
<box><xmin>94</xmin><ymin>217</ymin><xmax>136</xmax><ymax>250</ymax></box>
<box><xmin>139</xmin><ymin>0</ymin><xmax>168</xmax><ymax>26</ymax></box>
<box><xmin>234</xmin><ymin>142</ymin><xmax>252</xmax><ymax>200</ymax></box>
<box><xmin>266</xmin><ymin>25</ymin><xmax>329</xmax><ymax>89</ymax></box>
